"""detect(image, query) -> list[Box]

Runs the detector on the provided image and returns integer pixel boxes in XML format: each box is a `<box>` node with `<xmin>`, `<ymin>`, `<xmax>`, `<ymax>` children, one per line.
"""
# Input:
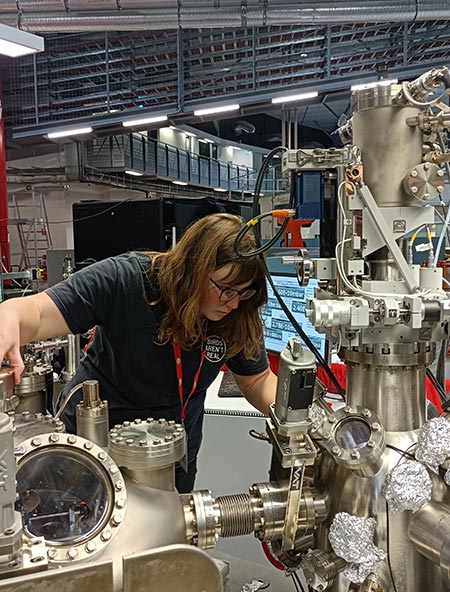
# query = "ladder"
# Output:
<box><xmin>9</xmin><ymin>190</ymin><xmax>53</xmax><ymax>272</ymax></box>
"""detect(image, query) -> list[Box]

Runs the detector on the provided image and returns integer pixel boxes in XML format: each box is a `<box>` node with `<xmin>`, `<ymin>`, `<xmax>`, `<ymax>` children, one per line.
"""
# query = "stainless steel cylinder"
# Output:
<box><xmin>344</xmin><ymin>343</ymin><xmax>434</xmax><ymax>431</ymax></box>
<box><xmin>182</xmin><ymin>482</ymin><xmax>327</xmax><ymax>550</ymax></box>
<box><xmin>216</xmin><ymin>493</ymin><xmax>255</xmax><ymax>538</ymax></box>
<box><xmin>315</xmin><ymin>435</ymin><xmax>449</xmax><ymax>592</ymax></box>
<box><xmin>409</xmin><ymin>501</ymin><xmax>450</xmax><ymax>585</ymax></box>
<box><xmin>0</xmin><ymin>413</ymin><xmax>23</xmax><ymax>557</ymax></box>
<box><xmin>108</xmin><ymin>418</ymin><xmax>185</xmax><ymax>491</ymax></box>
<box><xmin>61</xmin><ymin>333</ymin><xmax>80</xmax><ymax>382</ymax></box>
<box><xmin>301</xmin><ymin>550</ymin><xmax>347</xmax><ymax>591</ymax></box>
<box><xmin>0</xmin><ymin>368</ymin><xmax>16</xmax><ymax>412</ymax></box>
<box><xmin>14</xmin><ymin>372</ymin><xmax>47</xmax><ymax>415</ymax></box>
<box><xmin>76</xmin><ymin>401</ymin><xmax>109</xmax><ymax>447</ymax></box>
<box><xmin>352</xmin><ymin>84</ymin><xmax>422</xmax><ymax>207</ymax></box>
<box><xmin>75</xmin><ymin>380</ymin><xmax>109</xmax><ymax>447</ymax></box>
<box><xmin>367</xmin><ymin>247</ymin><xmax>403</xmax><ymax>282</ymax></box>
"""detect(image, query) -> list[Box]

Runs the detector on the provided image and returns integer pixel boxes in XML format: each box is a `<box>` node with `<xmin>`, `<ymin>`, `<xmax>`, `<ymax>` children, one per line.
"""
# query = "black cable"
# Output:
<box><xmin>426</xmin><ymin>367</ymin><xmax>445</xmax><ymax>401</ymax></box>
<box><xmin>385</xmin><ymin>443</ymin><xmax>416</xmax><ymax>461</ymax></box>
<box><xmin>411</xmin><ymin>0</ymin><xmax>419</xmax><ymax>23</ymax></box>
<box><xmin>234</xmin><ymin>211</ymin><xmax>291</xmax><ymax>258</ymax></box>
<box><xmin>291</xmin><ymin>573</ymin><xmax>301</xmax><ymax>592</ymax></box>
<box><xmin>385</xmin><ymin>501</ymin><xmax>399</xmax><ymax>592</ymax></box>
<box><xmin>426</xmin><ymin>367</ymin><xmax>448</xmax><ymax>405</ymax></box>
<box><xmin>292</xmin><ymin>571</ymin><xmax>307</xmax><ymax>592</ymax></box>
<box><xmin>233</xmin><ymin>150</ymin><xmax>346</xmax><ymax>398</ymax></box>
<box><xmin>251</xmin><ymin>146</ymin><xmax>287</xmax><ymax>219</ymax></box>
<box><xmin>248</xmin><ymin>429</ymin><xmax>269</xmax><ymax>441</ymax></box>
<box><xmin>262</xmin><ymin>255</ymin><xmax>346</xmax><ymax>400</ymax></box>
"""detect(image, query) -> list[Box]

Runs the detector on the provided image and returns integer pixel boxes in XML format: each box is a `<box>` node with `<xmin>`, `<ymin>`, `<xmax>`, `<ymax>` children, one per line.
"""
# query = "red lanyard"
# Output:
<box><xmin>172</xmin><ymin>341</ymin><xmax>206</xmax><ymax>422</ymax></box>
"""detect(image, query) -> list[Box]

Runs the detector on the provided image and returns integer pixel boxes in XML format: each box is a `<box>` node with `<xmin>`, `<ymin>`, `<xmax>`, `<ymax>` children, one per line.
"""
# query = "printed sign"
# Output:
<box><xmin>204</xmin><ymin>335</ymin><xmax>227</xmax><ymax>363</ymax></box>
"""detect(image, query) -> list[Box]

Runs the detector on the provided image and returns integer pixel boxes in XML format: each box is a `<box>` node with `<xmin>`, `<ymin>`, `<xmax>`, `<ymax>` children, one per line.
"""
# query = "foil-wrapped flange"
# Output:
<box><xmin>383</xmin><ymin>460</ymin><xmax>432</xmax><ymax>512</ymax></box>
<box><xmin>308</xmin><ymin>404</ymin><xmax>326</xmax><ymax>429</ymax></box>
<box><xmin>415</xmin><ymin>416</ymin><xmax>450</xmax><ymax>472</ymax></box>
<box><xmin>329</xmin><ymin>512</ymin><xmax>386</xmax><ymax>584</ymax></box>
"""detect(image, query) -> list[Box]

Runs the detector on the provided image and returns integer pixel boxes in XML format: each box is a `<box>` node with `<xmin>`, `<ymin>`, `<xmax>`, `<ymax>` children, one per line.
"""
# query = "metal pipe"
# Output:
<box><xmin>2</xmin><ymin>2</ymin><xmax>450</xmax><ymax>31</ymax></box>
<box><xmin>0</xmin><ymin>77</ymin><xmax>10</xmax><ymax>273</ymax></box>
<box><xmin>409</xmin><ymin>501</ymin><xmax>450</xmax><ymax>584</ymax></box>
<box><xmin>62</xmin><ymin>333</ymin><xmax>80</xmax><ymax>382</ymax></box>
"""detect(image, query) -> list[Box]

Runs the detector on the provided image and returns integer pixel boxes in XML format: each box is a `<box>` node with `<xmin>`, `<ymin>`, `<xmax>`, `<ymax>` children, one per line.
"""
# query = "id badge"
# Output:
<box><xmin>179</xmin><ymin>422</ymin><xmax>189</xmax><ymax>473</ymax></box>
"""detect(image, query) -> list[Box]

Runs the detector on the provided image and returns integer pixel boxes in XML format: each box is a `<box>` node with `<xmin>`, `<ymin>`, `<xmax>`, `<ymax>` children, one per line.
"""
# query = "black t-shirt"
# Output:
<box><xmin>46</xmin><ymin>252</ymin><xmax>268</xmax><ymax>461</ymax></box>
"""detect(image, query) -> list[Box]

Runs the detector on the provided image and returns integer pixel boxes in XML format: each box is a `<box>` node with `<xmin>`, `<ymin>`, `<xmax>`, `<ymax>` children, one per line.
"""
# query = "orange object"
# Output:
<box><xmin>281</xmin><ymin>218</ymin><xmax>313</xmax><ymax>248</ymax></box>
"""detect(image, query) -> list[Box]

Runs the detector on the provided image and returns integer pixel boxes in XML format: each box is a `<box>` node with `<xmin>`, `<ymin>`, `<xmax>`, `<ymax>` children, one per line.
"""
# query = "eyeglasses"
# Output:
<box><xmin>209</xmin><ymin>277</ymin><xmax>256</xmax><ymax>302</ymax></box>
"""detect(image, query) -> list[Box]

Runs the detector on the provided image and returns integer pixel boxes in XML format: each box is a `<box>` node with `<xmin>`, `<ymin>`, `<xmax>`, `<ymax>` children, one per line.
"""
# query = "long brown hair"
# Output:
<box><xmin>146</xmin><ymin>213</ymin><xmax>267</xmax><ymax>359</ymax></box>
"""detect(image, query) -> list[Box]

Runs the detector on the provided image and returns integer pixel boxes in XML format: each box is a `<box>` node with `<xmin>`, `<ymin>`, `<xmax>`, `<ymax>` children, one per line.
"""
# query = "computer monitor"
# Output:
<box><xmin>73</xmin><ymin>199</ymin><xmax>165</xmax><ymax>267</ymax></box>
<box><xmin>260</xmin><ymin>274</ymin><xmax>326</xmax><ymax>356</ymax></box>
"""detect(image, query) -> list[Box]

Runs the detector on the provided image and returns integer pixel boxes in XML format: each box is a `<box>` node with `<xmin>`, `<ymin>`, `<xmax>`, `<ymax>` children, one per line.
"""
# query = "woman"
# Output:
<box><xmin>0</xmin><ymin>213</ymin><xmax>277</xmax><ymax>491</ymax></box>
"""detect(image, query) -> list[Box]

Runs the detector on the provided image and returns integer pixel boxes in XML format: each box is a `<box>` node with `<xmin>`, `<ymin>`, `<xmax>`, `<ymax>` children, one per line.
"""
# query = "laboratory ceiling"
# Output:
<box><xmin>1</xmin><ymin>2</ymin><xmax>450</xmax><ymax>150</ymax></box>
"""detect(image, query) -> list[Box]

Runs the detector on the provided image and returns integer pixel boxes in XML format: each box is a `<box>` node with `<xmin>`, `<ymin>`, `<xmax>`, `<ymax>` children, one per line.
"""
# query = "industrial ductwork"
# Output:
<box><xmin>1</xmin><ymin>1</ymin><xmax>450</xmax><ymax>31</ymax></box>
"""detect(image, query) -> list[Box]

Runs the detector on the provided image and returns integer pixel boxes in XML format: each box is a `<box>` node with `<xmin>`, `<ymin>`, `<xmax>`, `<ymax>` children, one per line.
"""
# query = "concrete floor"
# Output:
<box><xmin>211</xmin><ymin>550</ymin><xmax>306</xmax><ymax>592</ymax></box>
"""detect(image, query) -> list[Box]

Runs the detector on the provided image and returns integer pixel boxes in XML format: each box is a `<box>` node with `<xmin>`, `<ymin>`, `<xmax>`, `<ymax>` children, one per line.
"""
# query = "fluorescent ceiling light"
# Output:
<box><xmin>122</xmin><ymin>114</ymin><xmax>168</xmax><ymax>127</ymax></box>
<box><xmin>233</xmin><ymin>146</ymin><xmax>242</xmax><ymax>150</ymax></box>
<box><xmin>173</xmin><ymin>180</ymin><xmax>188</xmax><ymax>186</ymax></box>
<box><xmin>184</xmin><ymin>131</ymin><xmax>196</xmax><ymax>137</ymax></box>
<box><xmin>351</xmin><ymin>78</ymin><xmax>398</xmax><ymax>91</ymax></box>
<box><xmin>271</xmin><ymin>91</ymin><xmax>318</xmax><ymax>105</ymax></box>
<box><xmin>214</xmin><ymin>188</ymin><xmax>227</xmax><ymax>192</ymax></box>
<box><xmin>47</xmin><ymin>126</ymin><xmax>93</xmax><ymax>139</ymax></box>
<box><xmin>194</xmin><ymin>104</ymin><xmax>240</xmax><ymax>117</ymax></box>
<box><xmin>0</xmin><ymin>24</ymin><xmax>44</xmax><ymax>57</ymax></box>
<box><xmin>169</xmin><ymin>126</ymin><xmax>177</xmax><ymax>130</ymax></box>
<box><xmin>202</xmin><ymin>138</ymin><xmax>215</xmax><ymax>144</ymax></box>
<box><xmin>125</xmin><ymin>170</ymin><xmax>143</xmax><ymax>176</ymax></box>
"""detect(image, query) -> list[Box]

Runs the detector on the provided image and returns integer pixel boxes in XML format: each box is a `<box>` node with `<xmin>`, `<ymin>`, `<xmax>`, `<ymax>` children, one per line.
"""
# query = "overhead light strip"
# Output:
<box><xmin>122</xmin><ymin>114</ymin><xmax>168</xmax><ymax>127</ymax></box>
<box><xmin>194</xmin><ymin>104</ymin><xmax>240</xmax><ymax>117</ymax></box>
<box><xmin>0</xmin><ymin>24</ymin><xmax>44</xmax><ymax>57</ymax></box>
<box><xmin>125</xmin><ymin>170</ymin><xmax>143</xmax><ymax>176</ymax></box>
<box><xmin>271</xmin><ymin>91</ymin><xmax>318</xmax><ymax>104</ymax></box>
<box><xmin>47</xmin><ymin>126</ymin><xmax>93</xmax><ymax>139</ymax></box>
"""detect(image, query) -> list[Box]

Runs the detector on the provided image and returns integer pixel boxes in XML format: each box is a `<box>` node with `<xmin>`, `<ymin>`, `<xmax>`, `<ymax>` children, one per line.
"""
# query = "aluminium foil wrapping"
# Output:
<box><xmin>343</xmin><ymin>545</ymin><xmax>387</xmax><ymax>585</ymax></box>
<box><xmin>415</xmin><ymin>416</ymin><xmax>450</xmax><ymax>472</ymax></box>
<box><xmin>328</xmin><ymin>512</ymin><xmax>386</xmax><ymax>584</ymax></box>
<box><xmin>382</xmin><ymin>460</ymin><xmax>432</xmax><ymax>512</ymax></box>
<box><xmin>444</xmin><ymin>467</ymin><xmax>450</xmax><ymax>486</ymax></box>
<box><xmin>308</xmin><ymin>404</ymin><xmax>326</xmax><ymax>428</ymax></box>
